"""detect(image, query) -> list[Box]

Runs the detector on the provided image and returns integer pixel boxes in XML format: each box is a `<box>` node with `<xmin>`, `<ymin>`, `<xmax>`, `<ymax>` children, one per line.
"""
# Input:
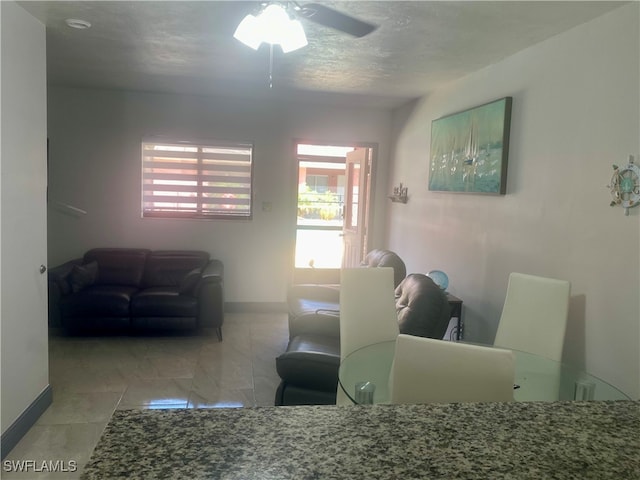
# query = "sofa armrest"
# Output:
<box><xmin>201</xmin><ymin>259</ymin><xmax>224</xmax><ymax>282</ymax></box>
<box><xmin>49</xmin><ymin>258</ymin><xmax>82</xmax><ymax>285</ymax></box>
<box><xmin>196</xmin><ymin>259</ymin><xmax>224</xmax><ymax>330</ymax></box>
<box><xmin>47</xmin><ymin>258</ymin><xmax>82</xmax><ymax>326</ymax></box>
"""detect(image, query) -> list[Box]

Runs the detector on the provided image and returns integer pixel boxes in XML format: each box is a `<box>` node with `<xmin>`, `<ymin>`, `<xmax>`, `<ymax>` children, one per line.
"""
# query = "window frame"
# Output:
<box><xmin>141</xmin><ymin>138</ymin><xmax>254</xmax><ymax>220</ymax></box>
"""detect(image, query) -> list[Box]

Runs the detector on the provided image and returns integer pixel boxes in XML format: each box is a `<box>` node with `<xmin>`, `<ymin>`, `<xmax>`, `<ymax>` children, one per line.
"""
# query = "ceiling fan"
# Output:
<box><xmin>234</xmin><ymin>2</ymin><xmax>378</xmax><ymax>54</ymax></box>
<box><xmin>292</xmin><ymin>2</ymin><xmax>378</xmax><ymax>38</ymax></box>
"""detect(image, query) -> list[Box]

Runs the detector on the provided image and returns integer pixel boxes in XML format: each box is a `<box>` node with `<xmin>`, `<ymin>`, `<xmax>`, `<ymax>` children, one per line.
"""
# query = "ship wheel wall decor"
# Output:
<box><xmin>608</xmin><ymin>155</ymin><xmax>640</xmax><ymax>216</ymax></box>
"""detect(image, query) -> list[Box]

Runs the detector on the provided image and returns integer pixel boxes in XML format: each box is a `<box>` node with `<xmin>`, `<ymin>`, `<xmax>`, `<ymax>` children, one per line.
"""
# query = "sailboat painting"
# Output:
<box><xmin>429</xmin><ymin>97</ymin><xmax>512</xmax><ymax>194</ymax></box>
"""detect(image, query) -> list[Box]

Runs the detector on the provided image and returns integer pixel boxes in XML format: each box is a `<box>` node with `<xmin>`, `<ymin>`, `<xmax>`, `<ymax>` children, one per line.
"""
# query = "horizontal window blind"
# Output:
<box><xmin>142</xmin><ymin>140</ymin><xmax>253</xmax><ymax>219</ymax></box>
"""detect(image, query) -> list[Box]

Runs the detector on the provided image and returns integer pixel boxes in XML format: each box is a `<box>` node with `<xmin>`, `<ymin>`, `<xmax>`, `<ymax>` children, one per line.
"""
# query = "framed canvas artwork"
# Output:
<box><xmin>429</xmin><ymin>97</ymin><xmax>512</xmax><ymax>194</ymax></box>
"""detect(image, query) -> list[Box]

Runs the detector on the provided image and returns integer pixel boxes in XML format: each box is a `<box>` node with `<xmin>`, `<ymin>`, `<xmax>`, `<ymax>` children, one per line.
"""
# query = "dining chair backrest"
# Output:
<box><xmin>339</xmin><ymin>267</ymin><xmax>399</xmax><ymax>360</ymax></box>
<box><xmin>494</xmin><ymin>272</ymin><xmax>571</xmax><ymax>362</ymax></box>
<box><xmin>337</xmin><ymin>267</ymin><xmax>399</xmax><ymax>405</ymax></box>
<box><xmin>390</xmin><ymin>334</ymin><xmax>515</xmax><ymax>404</ymax></box>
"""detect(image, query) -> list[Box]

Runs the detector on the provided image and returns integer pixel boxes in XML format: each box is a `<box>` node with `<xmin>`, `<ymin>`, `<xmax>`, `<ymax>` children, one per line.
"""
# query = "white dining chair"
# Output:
<box><xmin>390</xmin><ymin>334</ymin><xmax>516</xmax><ymax>404</ymax></box>
<box><xmin>336</xmin><ymin>267</ymin><xmax>399</xmax><ymax>405</ymax></box>
<box><xmin>494</xmin><ymin>272</ymin><xmax>571</xmax><ymax>362</ymax></box>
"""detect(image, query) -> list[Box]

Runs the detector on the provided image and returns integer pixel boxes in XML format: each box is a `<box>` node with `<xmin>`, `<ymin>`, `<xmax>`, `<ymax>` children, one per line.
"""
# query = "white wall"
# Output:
<box><xmin>1</xmin><ymin>2</ymin><xmax>49</xmax><ymax>432</ymax></box>
<box><xmin>387</xmin><ymin>4</ymin><xmax>639</xmax><ymax>398</ymax></box>
<box><xmin>47</xmin><ymin>88</ymin><xmax>393</xmax><ymax>303</ymax></box>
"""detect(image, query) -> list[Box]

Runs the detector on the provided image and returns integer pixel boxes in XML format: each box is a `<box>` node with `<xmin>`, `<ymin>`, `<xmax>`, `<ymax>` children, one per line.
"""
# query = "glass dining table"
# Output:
<box><xmin>338</xmin><ymin>340</ymin><xmax>631</xmax><ymax>404</ymax></box>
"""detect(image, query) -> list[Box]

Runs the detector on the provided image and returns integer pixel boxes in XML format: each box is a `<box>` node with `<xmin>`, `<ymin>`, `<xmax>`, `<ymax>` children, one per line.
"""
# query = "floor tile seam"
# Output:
<box><xmin>117</xmin><ymin>376</ymin><xmax>195</xmax><ymax>410</ymax></box>
<box><xmin>115</xmin><ymin>375</ymin><xmax>198</xmax><ymax>381</ymax></box>
<box><xmin>248</xmin><ymin>322</ymin><xmax>261</xmax><ymax>407</ymax></box>
<box><xmin>47</xmin><ymin>387</ymin><xmax>128</xmax><ymax>395</ymax></box>
<box><xmin>34</xmin><ymin>417</ymin><xmax>113</xmax><ymax>427</ymax></box>
<box><xmin>35</xmin><ymin>391</ymin><xmax>126</xmax><ymax>426</ymax></box>
<box><xmin>44</xmin><ymin>390</ymin><xmax>126</xmax><ymax>399</ymax></box>
<box><xmin>31</xmin><ymin>418</ymin><xmax>111</xmax><ymax>430</ymax></box>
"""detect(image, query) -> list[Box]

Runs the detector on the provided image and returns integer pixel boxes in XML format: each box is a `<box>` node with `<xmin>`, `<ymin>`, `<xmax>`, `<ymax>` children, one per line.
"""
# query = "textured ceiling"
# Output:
<box><xmin>19</xmin><ymin>1</ymin><xmax>625</xmax><ymax>108</ymax></box>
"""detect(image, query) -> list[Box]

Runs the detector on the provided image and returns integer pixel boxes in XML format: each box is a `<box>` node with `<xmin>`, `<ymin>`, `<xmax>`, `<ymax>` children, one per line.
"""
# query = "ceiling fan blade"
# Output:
<box><xmin>299</xmin><ymin>3</ymin><xmax>377</xmax><ymax>38</ymax></box>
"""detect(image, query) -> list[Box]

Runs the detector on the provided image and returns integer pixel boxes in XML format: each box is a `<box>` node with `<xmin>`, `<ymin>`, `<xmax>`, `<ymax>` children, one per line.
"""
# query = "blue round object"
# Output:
<box><xmin>427</xmin><ymin>270</ymin><xmax>449</xmax><ymax>291</ymax></box>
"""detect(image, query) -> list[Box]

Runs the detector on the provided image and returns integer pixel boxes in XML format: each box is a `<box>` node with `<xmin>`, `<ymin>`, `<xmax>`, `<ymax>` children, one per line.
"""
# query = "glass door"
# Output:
<box><xmin>293</xmin><ymin>143</ymin><xmax>374</xmax><ymax>284</ymax></box>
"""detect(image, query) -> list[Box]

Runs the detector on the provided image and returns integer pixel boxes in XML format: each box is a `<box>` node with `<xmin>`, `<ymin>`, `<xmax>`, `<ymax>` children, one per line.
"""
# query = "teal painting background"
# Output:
<box><xmin>429</xmin><ymin>97</ymin><xmax>511</xmax><ymax>194</ymax></box>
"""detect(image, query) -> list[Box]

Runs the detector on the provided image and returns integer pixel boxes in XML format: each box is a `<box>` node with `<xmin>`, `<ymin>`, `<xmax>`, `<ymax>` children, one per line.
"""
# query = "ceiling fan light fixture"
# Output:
<box><xmin>280</xmin><ymin>18</ymin><xmax>307</xmax><ymax>53</ymax></box>
<box><xmin>233</xmin><ymin>14</ymin><xmax>263</xmax><ymax>50</ymax></box>
<box><xmin>234</xmin><ymin>3</ymin><xmax>307</xmax><ymax>53</ymax></box>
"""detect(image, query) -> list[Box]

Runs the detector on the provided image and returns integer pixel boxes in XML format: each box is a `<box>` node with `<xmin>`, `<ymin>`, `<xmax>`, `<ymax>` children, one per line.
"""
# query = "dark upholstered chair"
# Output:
<box><xmin>395</xmin><ymin>273</ymin><xmax>451</xmax><ymax>339</ymax></box>
<box><xmin>275</xmin><ymin>334</ymin><xmax>340</xmax><ymax>405</ymax></box>
<box><xmin>276</xmin><ymin>266</ymin><xmax>453</xmax><ymax>406</ymax></box>
<box><xmin>286</xmin><ymin>249</ymin><xmax>407</xmax><ymax>340</ymax></box>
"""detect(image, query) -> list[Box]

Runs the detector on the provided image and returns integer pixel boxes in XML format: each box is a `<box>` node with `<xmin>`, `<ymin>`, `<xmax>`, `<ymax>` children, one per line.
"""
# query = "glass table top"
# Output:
<box><xmin>338</xmin><ymin>340</ymin><xmax>631</xmax><ymax>404</ymax></box>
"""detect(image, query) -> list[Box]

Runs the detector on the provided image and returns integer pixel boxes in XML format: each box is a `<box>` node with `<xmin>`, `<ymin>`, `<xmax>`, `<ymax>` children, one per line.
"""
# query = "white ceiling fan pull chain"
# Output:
<box><xmin>269</xmin><ymin>43</ymin><xmax>274</xmax><ymax>89</ymax></box>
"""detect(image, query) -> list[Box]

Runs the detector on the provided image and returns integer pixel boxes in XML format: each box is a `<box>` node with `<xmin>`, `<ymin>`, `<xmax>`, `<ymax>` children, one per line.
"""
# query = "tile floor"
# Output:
<box><xmin>2</xmin><ymin>312</ymin><xmax>289</xmax><ymax>479</ymax></box>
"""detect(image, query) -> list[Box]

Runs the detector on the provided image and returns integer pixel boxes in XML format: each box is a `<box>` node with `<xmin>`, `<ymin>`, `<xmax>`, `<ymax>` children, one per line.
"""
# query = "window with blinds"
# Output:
<box><xmin>142</xmin><ymin>140</ymin><xmax>253</xmax><ymax>219</ymax></box>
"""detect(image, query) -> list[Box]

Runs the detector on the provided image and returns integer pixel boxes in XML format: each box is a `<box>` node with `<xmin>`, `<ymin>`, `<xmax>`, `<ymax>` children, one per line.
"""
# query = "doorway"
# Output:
<box><xmin>293</xmin><ymin>142</ymin><xmax>375</xmax><ymax>285</ymax></box>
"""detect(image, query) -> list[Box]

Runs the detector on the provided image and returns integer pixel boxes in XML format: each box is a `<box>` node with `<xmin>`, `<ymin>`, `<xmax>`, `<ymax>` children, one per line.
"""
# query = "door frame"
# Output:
<box><xmin>290</xmin><ymin>139</ymin><xmax>378</xmax><ymax>285</ymax></box>
<box><xmin>342</xmin><ymin>147</ymin><xmax>372</xmax><ymax>269</ymax></box>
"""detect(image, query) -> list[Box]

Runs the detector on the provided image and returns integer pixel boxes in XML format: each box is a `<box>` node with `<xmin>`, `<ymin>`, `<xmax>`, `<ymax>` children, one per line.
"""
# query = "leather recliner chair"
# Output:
<box><xmin>286</xmin><ymin>249</ymin><xmax>407</xmax><ymax>340</ymax></box>
<box><xmin>276</xmin><ymin>269</ymin><xmax>451</xmax><ymax>406</ymax></box>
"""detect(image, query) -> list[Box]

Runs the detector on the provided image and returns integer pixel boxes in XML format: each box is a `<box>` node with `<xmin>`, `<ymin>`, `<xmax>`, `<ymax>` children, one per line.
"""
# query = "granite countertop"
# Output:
<box><xmin>81</xmin><ymin>401</ymin><xmax>639</xmax><ymax>480</ymax></box>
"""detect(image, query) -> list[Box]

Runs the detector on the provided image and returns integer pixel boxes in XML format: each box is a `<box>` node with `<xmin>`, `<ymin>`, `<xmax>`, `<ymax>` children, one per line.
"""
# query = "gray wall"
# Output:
<box><xmin>386</xmin><ymin>4</ymin><xmax>639</xmax><ymax>398</ymax></box>
<box><xmin>47</xmin><ymin>89</ymin><xmax>393</xmax><ymax>304</ymax></box>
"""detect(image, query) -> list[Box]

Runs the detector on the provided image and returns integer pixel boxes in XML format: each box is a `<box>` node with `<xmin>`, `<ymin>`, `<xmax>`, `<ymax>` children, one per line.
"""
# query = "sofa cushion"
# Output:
<box><xmin>142</xmin><ymin>251</ymin><xmax>209</xmax><ymax>288</ymax></box>
<box><xmin>131</xmin><ymin>288</ymin><xmax>198</xmax><ymax>317</ymax></box>
<box><xmin>276</xmin><ymin>334</ymin><xmax>340</xmax><ymax>392</ymax></box>
<box><xmin>83</xmin><ymin>248</ymin><xmax>150</xmax><ymax>287</ymax></box>
<box><xmin>60</xmin><ymin>285</ymin><xmax>138</xmax><ymax>318</ymax></box>
<box><xmin>69</xmin><ymin>261</ymin><xmax>98</xmax><ymax>293</ymax></box>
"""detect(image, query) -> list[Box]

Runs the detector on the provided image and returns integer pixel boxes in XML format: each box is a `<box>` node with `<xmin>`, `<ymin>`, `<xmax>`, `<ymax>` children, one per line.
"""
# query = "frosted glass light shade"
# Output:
<box><xmin>233</xmin><ymin>14</ymin><xmax>262</xmax><ymax>50</ymax></box>
<box><xmin>280</xmin><ymin>19</ymin><xmax>308</xmax><ymax>53</ymax></box>
<box><xmin>233</xmin><ymin>4</ymin><xmax>308</xmax><ymax>53</ymax></box>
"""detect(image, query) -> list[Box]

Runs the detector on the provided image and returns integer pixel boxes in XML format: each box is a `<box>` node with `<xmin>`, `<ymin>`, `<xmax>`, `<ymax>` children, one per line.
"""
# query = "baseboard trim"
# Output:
<box><xmin>225</xmin><ymin>302</ymin><xmax>287</xmax><ymax>313</ymax></box>
<box><xmin>1</xmin><ymin>385</ymin><xmax>53</xmax><ymax>459</ymax></box>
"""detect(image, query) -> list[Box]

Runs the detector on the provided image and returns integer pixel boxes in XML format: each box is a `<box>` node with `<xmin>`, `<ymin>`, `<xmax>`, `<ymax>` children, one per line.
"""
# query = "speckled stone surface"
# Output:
<box><xmin>81</xmin><ymin>401</ymin><xmax>639</xmax><ymax>480</ymax></box>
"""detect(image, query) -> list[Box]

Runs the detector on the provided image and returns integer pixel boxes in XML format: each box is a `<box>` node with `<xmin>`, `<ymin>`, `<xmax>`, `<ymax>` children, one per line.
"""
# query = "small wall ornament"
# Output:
<box><xmin>608</xmin><ymin>155</ymin><xmax>640</xmax><ymax>216</ymax></box>
<box><xmin>389</xmin><ymin>183</ymin><xmax>408</xmax><ymax>203</ymax></box>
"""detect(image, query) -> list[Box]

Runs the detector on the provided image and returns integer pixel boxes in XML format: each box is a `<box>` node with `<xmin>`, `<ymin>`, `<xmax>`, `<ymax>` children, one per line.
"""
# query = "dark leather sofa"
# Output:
<box><xmin>276</xmin><ymin>268</ymin><xmax>451</xmax><ymax>406</ymax></box>
<box><xmin>48</xmin><ymin>248</ymin><xmax>224</xmax><ymax>339</ymax></box>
